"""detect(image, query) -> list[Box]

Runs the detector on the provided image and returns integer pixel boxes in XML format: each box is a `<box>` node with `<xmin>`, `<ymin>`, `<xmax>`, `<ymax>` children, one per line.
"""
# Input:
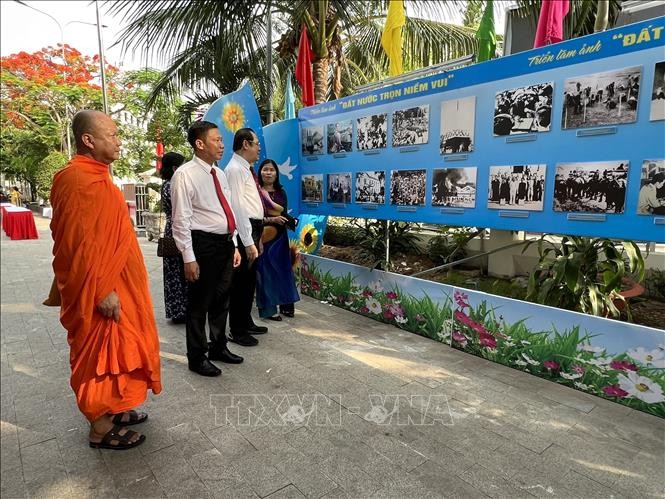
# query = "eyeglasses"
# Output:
<box><xmin>246</xmin><ymin>139</ymin><xmax>259</xmax><ymax>147</ymax></box>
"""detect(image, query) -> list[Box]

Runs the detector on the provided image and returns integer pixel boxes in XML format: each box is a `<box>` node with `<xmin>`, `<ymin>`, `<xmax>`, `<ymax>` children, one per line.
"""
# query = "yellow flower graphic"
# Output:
<box><xmin>299</xmin><ymin>224</ymin><xmax>319</xmax><ymax>253</ymax></box>
<box><xmin>222</xmin><ymin>102</ymin><xmax>245</xmax><ymax>133</ymax></box>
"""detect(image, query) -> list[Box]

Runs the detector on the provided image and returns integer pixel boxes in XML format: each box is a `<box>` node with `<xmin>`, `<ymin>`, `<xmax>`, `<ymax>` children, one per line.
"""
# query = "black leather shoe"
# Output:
<box><xmin>188</xmin><ymin>358</ymin><xmax>221</xmax><ymax>377</ymax></box>
<box><xmin>208</xmin><ymin>346</ymin><xmax>244</xmax><ymax>364</ymax></box>
<box><xmin>228</xmin><ymin>332</ymin><xmax>259</xmax><ymax>346</ymax></box>
<box><xmin>247</xmin><ymin>324</ymin><xmax>268</xmax><ymax>334</ymax></box>
<box><xmin>280</xmin><ymin>310</ymin><xmax>294</xmax><ymax>318</ymax></box>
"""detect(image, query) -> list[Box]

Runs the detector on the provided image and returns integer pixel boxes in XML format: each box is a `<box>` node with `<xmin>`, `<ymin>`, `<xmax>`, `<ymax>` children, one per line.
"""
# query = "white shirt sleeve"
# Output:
<box><xmin>170</xmin><ymin>170</ymin><xmax>196</xmax><ymax>263</ymax></box>
<box><xmin>225</xmin><ymin>162</ymin><xmax>254</xmax><ymax>247</ymax></box>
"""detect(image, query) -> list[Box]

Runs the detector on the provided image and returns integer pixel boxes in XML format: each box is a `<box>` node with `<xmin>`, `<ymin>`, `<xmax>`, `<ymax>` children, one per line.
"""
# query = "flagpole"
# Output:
<box><xmin>266</xmin><ymin>5</ymin><xmax>273</xmax><ymax>124</ymax></box>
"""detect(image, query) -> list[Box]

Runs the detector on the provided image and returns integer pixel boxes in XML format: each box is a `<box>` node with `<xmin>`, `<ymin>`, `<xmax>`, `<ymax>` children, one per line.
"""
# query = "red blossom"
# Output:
<box><xmin>609</xmin><ymin>360</ymin><xmax>638</xmax><ymax>372</ymax></box>
<box><xmin>478</xmin><ymin>333</ymin><xmax>497</xmax><ymax>349</ymax></box>
<box><xmin>572</xmin><ymin>365</ymin><xmax>585</xmax><ymax>374</ymax></box>
<box><xmin>386</xmin><ymin>291</ymin><xmax>398</xmax><ymax>300</ymax></box>
<box><xmin>543</xmin><ymin>360</ymin><xmax>560</xmax><ymax>370</ymax></box>
<box><xmin>602</xmin><ymin>385</ymin><xmax>629</xmax><ymax>397</ymax></box>
<box><xmin>452</xmin><ymin>330</ymin><xmax>468</xmax><ymax>347</ymax></box>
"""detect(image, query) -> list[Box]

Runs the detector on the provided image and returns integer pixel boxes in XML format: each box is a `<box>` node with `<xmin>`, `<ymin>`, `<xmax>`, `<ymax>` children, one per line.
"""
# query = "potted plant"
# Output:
<box><xmin>524</xmin><ymin>235</ymin><xmax>645</xmax><ymax>320</ymax></box>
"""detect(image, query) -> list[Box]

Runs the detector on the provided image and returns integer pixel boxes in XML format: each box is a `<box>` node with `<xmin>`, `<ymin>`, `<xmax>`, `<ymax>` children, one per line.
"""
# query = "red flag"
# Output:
<box><xmin>155</xmin><ymin>142</ymin><xmax>164</xmax><ymax>171</ymax></box>
<box><xmin>534</xmin><ymin>0</ymin><xmax>570</xmax><ymax>48</ymax></box>
<box><xmin>295</xmin><ymin>24</ymin><xmax>315</xmax><ymax>107</ymax></box>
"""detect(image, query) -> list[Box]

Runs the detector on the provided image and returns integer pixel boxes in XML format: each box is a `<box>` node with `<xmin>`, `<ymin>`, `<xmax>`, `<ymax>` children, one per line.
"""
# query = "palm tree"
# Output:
<box><xmin>106</xmin><ymin>1</ymin><xmax>477</xmax><ymax>118</ymax></box>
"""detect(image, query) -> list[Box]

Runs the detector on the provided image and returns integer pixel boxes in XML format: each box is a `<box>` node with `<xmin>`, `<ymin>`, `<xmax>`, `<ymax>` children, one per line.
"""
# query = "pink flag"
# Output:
<box><xmin>534</xmin><ymin>0</ymin><xmax>570</xmax><ymax>48</ymax></box>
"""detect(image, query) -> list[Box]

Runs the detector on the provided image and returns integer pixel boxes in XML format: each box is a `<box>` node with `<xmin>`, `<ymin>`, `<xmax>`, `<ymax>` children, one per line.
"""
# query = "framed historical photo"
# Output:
<box><xmin>301</xmin><ymin>174</ymin><xmax>323</xmax><ymax>202</ymax></box>
<box><xmin>553</xmin><ymin>161</ymin><xmax>629</xmax><ymax>214</ymax></box>
<box><xmin>488</xmin><ymin>165</ymin><xmax>546</xmax><ymax>211</ymax></box>
<box><xmin>390</xmin><ymin>169</ymin><xmax>426</xmax><ymax>206</ymax></box>
<box><xmin>356</xmin><ymin>113</ymin><xmax>387</xmax><ymax>150</ymax></box>
<box><xmin>327</xmin><ymin>173</ymin><xmax>352</xmax><ymax>203</ymax></box>
<box><xmin>432</xmin><ymin>168</ymin><xmax>477</xmax><ymax>208</ymax></box>
<box><xmin>327</xmin><ymin>120</ymin><xmax>353</xmax><ymax>153</ymax></box>
<box><xmin>638</xmin><ymin>160</ymin><xmax>665</xmax><ymax>215</ymax></box>
<box><xmin>301</xmin><ymin>125</ymin><xmax>324</xmax><ymax>155</ymax></box>
<box><xmin>355</xmin><ymin>171</ymin><xmax>386</xmax><ymax>204</ymax></box>
<box><xmin>494</xmin><ymin>82</ymin><xmax>553</xmax><ymax>136</ymax></box>
<box><xmin>392</xmin><ymin>105</ymin><xmax>429</xmax><ymax>147</ymax></box>
<box><xmin>650</xmin><ymin>61</ymin><xmax>665</xmax><ymax>121</ymax></box>
<box><xmin>561</xmin><ymin>66</ymin><xmax>641</xmax><ymax>129</ymax></box>
<box><xmin>440</xmin><ymin>96</ymin><xmax>476</xmax><ymax>154</ymax></box>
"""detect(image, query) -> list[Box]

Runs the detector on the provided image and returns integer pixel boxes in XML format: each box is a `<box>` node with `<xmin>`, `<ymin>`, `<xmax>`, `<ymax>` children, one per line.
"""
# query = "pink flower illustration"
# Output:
<box><xmin>453</xmin><ymin>310</ymin><xmax>489</xmax><ymax>336</ymax></box>
<box><xmin>543</xmin><ymin>360</ymin><xmax>560</xmax><ymax>370</ymax></box>
<box><xmin>572</xmin><ymin>365</ymin><xmax>586</xmax><ymax>374</ymax></box>
<box><xmin>383</xmin><ymin>310</ymin><xmax>395</xmax><ymax>320</ymax></box>
<box><xmin>478</xmin><ymin>333</ymin><xmax>497</xmax><ymax>349</ymax></box>
<box><xmin>452</xmin><ymin>330</ymin><xmax>468</xmax><ymax>347</ymax></box>
<box><xmin>602</xmin><ymin>385</ymin><xmax>629</xmax><ymax>397</ymax></box>
<box><xmin>359</xmin><ymin>306</ymin><xmax>369</xmax><ymax>314</ymax></box>
<box><xmin>362</xmin><ymin>289</ymin><xmax>373</xmax><ymax>297</ymax></box>
<box><xmin>609</xmin><ymin>360</ymin><xmax>638</xmax><ymax>372</ymax></box>
<box><xmin>312</xmin><ymin>281</ymin><xmax>320</xmax><ymax>291</ymax></box>
<box><xmin>454</xmin><ymin>291</ymin><xmax>470</xmax><ymax>309</ymax></box>
<box><xmin>415</xmin><ymin>314</ymin><xmax>425</xmax><ymax>322</ymax></box>
<box><xmin>386</xmin><ymin>291</ymin><xmax>398</xmax><ymax>300</ymax></box>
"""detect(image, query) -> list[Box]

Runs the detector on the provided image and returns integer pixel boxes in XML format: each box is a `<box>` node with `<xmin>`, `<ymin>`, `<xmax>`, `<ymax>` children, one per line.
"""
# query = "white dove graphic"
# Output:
<box><xmin>278</xmin><ymin>156</ymin><xmax>298</xmax><ymax>180</ymax></box>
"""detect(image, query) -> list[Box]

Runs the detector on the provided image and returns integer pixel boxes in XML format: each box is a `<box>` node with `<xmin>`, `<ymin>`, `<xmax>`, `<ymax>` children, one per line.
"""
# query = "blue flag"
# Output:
<box><xmin>203</xmin><ymin>82</ymin><xmax>266</xmax><ymax>168</ymax></box>
<box><xmin>284</xmin><ymin>70</ymin><xmax>296</xmax><ymax>120</ymax></box>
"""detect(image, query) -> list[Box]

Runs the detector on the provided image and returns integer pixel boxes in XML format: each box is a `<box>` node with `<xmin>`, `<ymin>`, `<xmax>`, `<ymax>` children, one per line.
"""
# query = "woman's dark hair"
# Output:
<box><xmin>258</xmin><ymin>159</ymin><xmax>282</xmax><ymax>191</ymax></box>
<box><xmin>160</xmin><ymin>152</ymin><xmax>185</xmax><ymax>181</ymax></box>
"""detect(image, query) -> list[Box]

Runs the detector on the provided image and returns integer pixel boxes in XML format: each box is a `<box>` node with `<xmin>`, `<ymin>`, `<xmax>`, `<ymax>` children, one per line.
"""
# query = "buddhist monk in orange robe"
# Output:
<box><xmin>50</xmin><ymin>110</ymin><xmax>162</xmax><ymax>449</ymax></box>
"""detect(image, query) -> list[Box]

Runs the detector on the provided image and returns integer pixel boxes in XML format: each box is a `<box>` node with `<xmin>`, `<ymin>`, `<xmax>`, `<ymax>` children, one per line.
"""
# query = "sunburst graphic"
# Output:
<box><xmin>221</xmin><ymin>102</ymin><xmax>245</xmax><ymax>133</ymax></box>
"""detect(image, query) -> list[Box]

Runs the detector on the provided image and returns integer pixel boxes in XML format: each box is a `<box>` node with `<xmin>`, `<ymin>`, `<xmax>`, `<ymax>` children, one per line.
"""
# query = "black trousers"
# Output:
<box><xmin>229</xmin><ymin>219</ymin><xmax>263</xmax><ymax>334</ymax></box>
<box><xmin>186</xmin><ymin>230</ymin><xmax>235</xmax><ymax>363</ymax></box>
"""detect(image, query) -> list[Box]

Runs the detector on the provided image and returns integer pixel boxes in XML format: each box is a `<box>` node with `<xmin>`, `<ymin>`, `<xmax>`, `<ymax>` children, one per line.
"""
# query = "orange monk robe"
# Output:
<box><xmin>50</xmin><ymin>155</ymin><xmax>162</xmax><ymax>422</ymax></box>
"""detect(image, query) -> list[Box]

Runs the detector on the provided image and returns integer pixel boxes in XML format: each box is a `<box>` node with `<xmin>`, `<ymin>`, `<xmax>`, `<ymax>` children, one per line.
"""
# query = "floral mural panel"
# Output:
<box><xmin>300</xmin><ymin>254</ymin><xmax>665</xmax><ymax>417</ymax></box>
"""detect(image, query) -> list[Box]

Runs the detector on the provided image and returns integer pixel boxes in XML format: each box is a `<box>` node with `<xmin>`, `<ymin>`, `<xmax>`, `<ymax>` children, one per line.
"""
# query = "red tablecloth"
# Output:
<box><xmin>1</xmin><ymin>207</ymin><xmax>38</xmax><ymax>240</ymax></box>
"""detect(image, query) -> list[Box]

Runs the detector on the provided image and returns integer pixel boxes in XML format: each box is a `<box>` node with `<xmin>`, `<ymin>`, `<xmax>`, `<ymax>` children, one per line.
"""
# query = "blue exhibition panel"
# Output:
<box><xmin>296</xmin><ymin>18</ymin><xmax>665</xmax><ymax>242</ymax></box>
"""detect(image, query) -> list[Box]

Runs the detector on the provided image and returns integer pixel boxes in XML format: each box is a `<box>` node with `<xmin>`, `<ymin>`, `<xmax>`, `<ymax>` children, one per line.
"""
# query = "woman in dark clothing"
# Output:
<box><xmin>160</xmin><ymin>152</ymin><xmax>187</xmax><ymax>324</ymax></box>
<box><xmin>255</xmin><ymin>159</ymin><xmax>300</xmax><ymax>320</ymax></box>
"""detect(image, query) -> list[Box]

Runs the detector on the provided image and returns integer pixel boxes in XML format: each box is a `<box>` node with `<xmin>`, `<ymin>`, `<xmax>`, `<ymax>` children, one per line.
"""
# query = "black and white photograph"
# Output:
<box><xmin>440</xmin><ymin>96</ymin><xmax>476</xmax><ymax>154</ymax></box>
<box><xmin>432</xmin><ymin>168</ymin><xmax>477</xmax><ymax>208</ymax></box>
<box><xmin>390</xmin><ymin>169</ymin><xmax>426</xmax><ymax>206</ymax></box>
<box><xmin>301</xmin><ymin>174</ymin><xmax>323</xmax><ymax>202</ymax></box>
<box><xmin>327</xmin><ymin>173</ymin><xmax>352</xmax><ymax>203</ymax></box>
<box><xmin>301</xmin><ymin>125</ymin><xmax>324</xmax><ymax>155</ymax></box>
<box><xmin>356</xmin><ymin>113</ymin><xmax>387</xmax><ymax>150</ymax></box>
<box><xmin>488</xmin><ymin>165</ymin><xmax>546</xmax><ymax>211</ymax></box>
<box><xmin>392</xmin><ymin>105</ymin><xmax>429</xmax><ymax>147</ymax></box>
<box><xmin>355</xmin><ymin>171</ymin><xmax>386</xmax><ymax>204</ymax></box>
<box><xmin>553</xmin><ymin>161</ymin><xmax>629</xmax><ymax>214</ymax></box>
<box><xmin>638</xmin><ymin>160</ymin><xmax>665</xmax><ymax>215</ymax></box>
<box><xmin>494</xmin><ymin>82</ymin><xmax>553</xmax><ymax>136</ymax></box>
<box><xmin>327</xmin><ymin>120</ymin><xmax>353</xmax><ymax>153</ymax></box>
<box><xmin>561</xmin><ymin>66</ymin><xmax>641</xmax><ymax>130</ymax></box>
<box><xmin>650</xmin><ymin>61</ymin><xmax>665</xmax><ymax>121</ymax></box>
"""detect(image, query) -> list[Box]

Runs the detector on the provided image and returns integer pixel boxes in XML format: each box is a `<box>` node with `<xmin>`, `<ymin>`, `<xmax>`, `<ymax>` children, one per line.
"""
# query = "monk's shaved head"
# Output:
<box><xmin>72</xmin><ymin>109</ymin><xmax>108</xmax><ymax>150</ymax></box>
<box><xmin>71</xmin><ymin>109</ymin><xmax>121</xmax><ymax>164</ymax></box>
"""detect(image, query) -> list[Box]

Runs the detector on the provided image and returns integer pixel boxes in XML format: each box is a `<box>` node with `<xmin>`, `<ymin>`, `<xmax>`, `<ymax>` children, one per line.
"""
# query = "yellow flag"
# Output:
<box><xmin>381</xmin><ymin>0</ymin><xmax>406</xmax><ymax>76</ymax></box>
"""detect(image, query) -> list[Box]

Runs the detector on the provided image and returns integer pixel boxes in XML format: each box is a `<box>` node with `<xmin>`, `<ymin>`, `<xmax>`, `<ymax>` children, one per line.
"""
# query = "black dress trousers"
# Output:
<box><xmin>229</xmin><ymin>219</ymin><xmax>263</xmax><ymax>335</ymax></box>
<box><xmin>186</xmin><ymin>230</ymin><xmax>235</xmax><ymax>363</ymax></box>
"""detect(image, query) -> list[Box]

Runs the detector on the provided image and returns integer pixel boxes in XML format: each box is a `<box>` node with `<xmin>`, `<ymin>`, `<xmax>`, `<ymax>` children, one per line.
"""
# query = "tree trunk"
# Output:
<box><xmin>313</xmin><ymin>57</ymin><xmax>330</xmax><ymax>104</ymax></box>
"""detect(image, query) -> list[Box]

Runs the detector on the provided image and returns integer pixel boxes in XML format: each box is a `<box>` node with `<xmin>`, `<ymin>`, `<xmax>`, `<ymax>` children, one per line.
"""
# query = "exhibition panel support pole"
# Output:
<box><xmin>411</xmin><ymin>239</ymin><xmax>532</xmax><ymax>278</ymax></box>
<box><xmin>384</xmin><ymin>219</ymin><xmax>390</xmax><ymax>269</ymax></box>
<box><xmin>266</xmin><ymin>5</ymin><xmax>273</xmax><ymax>124</ymax></box>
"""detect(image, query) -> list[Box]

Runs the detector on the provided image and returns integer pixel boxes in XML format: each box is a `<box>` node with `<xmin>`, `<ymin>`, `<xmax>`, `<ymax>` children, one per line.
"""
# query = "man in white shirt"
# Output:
<box><xmin>171</xmin><ymin>121</ymin><xmax>243</xmax><ymax>377</ymax></box>
<box><xmin>637</xmin><ymin>171</ymin><xmax>665</xmax><ymax>215</ymax></box>
<box><xmin>224</xmin><ymin>128</ymin><xmax>267</xmax><ymax>347</ymax></box>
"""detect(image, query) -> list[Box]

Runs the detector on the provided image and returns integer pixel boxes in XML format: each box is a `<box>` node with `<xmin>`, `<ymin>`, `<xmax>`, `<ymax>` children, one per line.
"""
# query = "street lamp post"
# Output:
<box><xmin>15</xmin><ymin>0</ymin><xmax>72</xmax><ymax>158</ymax></box>
<box><xmin>95</xmin><ymin>0</ymin><xmax>109</xmax><ymax>114</ymax></box>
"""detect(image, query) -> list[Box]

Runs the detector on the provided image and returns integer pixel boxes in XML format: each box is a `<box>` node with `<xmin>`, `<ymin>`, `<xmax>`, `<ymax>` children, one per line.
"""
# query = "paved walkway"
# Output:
<box><xmin>1</xmin><ymin>217</ymin><xmax>664</xmax><ymax>498</ymax></box>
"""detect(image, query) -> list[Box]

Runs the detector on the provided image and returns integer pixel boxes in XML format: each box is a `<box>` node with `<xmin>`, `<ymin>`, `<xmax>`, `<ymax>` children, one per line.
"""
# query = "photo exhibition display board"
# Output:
<box><xmin>296</xmin><ymin>17</ymin><xmax>665</xmax><ymax>242</ymax></box>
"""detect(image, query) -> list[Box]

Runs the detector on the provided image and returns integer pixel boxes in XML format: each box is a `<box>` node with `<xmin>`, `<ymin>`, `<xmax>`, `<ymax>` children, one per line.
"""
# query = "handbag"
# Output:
<box><xmin>156</xmin><ymin>180</ymin><xmax>181</xmax><ymax>258</ymax></box>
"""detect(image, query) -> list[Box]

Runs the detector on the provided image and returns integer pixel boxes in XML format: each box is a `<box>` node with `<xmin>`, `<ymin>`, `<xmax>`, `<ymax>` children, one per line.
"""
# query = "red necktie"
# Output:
<box><xmin>210</xmin><ymin>168</ymin><xmax>236</xmax><ymax>234</ymax></box>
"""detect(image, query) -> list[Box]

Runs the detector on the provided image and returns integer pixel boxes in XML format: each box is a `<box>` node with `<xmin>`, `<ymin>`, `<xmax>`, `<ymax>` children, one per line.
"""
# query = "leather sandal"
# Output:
<box><xmin>108</xmin><ymin>410</ymin><xmax>148</xmax><ymax>426</ymax></box>
<box><xmin>89</xmin><ymin>424</ymin><xmax>146</xmax><ymax>450</ymax></box>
